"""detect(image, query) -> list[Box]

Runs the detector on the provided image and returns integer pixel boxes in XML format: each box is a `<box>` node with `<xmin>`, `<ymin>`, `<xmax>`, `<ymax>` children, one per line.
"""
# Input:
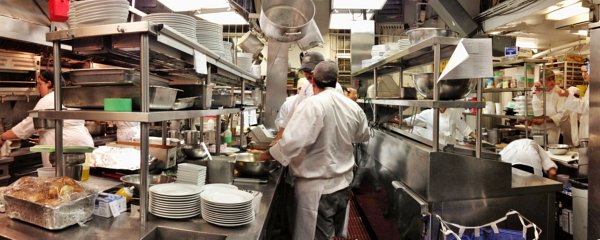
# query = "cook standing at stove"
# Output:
<box><xmin>260</xmin><ymin>61</ymin><xmax>370</xmax><ymax>240</ymax></box>
<box><xmin>0</xmin><ymin>70</ymin><xmax>94</xmax><ymax>167</ymax></box>
<box><xmin>531</xmin><ymin>69</ymin><xmax>567</xmax><ymax>144</ymax></box>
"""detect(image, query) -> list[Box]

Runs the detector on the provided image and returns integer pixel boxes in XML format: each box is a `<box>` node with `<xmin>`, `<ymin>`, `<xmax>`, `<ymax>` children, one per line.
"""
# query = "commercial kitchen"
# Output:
<box><xmin>0</xmin><ymin>0</ymin><xmax>597</xmax><ymax>239</ymax></box>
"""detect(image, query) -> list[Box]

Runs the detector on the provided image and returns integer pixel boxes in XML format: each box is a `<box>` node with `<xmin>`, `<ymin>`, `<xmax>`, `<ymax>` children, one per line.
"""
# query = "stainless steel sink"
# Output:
<box><xmin>140</xmin><ymin>226</ymin><xmax>227</xmax><ymax>240</ymax></box>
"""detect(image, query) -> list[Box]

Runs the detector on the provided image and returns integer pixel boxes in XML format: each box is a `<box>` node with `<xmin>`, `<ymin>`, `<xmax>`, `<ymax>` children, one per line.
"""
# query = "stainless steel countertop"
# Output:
<box><xmin>510</xmin><ymin>168</ymin><xmax>563</xmax><ymax>194</ymax></box>
<box><xmin>0</xmin><ymin>168</ymin><xmax>284</xmax><ymax>240</ymax></box>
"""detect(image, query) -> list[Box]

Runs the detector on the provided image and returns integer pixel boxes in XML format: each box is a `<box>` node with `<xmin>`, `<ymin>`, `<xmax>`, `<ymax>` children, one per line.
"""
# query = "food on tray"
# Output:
<box><xmin>4</xmin><ymin>176</ymin><xmax>86</xmax><ymax>207</ymax></box>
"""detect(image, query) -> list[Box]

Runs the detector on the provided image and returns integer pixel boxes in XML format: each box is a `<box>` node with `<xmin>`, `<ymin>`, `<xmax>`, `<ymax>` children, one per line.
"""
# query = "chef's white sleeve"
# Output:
<box><xmin>10</xmin><ymin>116</ymin><xmax>35</xmax><ymax>139</ymax></box>
<box><xmin>281</xmin><ymin>85</ymin><xmax>310</xmax><ymax>128</ymax></box>
<box><xmin>354</xmin><ymin>110</ymin><xmax>370</xmax><ymax>143</ymax></box>
<box><xmin>536</xmin><ymin>144</ymin><xmax>557</xmax><ymax>172</ymax></box>
<box><xmin>270</xmin><ymin>101</ymin><xmax>323</xmax><ymax>166</ymax></box>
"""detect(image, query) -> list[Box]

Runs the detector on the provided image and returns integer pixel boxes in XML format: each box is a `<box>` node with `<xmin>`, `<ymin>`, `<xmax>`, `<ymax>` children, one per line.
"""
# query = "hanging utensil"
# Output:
<box><xmin>201</xmin><ymin>142</ymin><xmax>212</xmax><ymax>161</ymax></box>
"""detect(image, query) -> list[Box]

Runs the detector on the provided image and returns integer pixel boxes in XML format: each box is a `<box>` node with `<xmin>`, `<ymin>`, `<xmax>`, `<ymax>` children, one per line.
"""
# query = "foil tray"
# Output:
<box><xmin>3</xmin><ymin>190</ymin><xmax>97</xmax><ymax>230</ymax></box>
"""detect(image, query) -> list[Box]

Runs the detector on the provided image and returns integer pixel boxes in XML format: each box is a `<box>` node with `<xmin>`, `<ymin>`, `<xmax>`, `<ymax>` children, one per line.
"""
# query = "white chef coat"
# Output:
<box><xmin>564</xmin><ymin>86</ymin><xmax>589</xmax><ymax>141</ymax></box>
<box><xmin>269</xmin><ymin>88</ymin><xmax>370</xmax><ymax>240</ymax></box>
<box><xmin>499</xmin><ymin>139</ymin><xmax>557</xmax><ymax>176</ymax></box>
<box><xmin>403</xmin><ymin>108</ymin><xmax>473</xmax><ymax>145</ymax></box>
<box><xmin>280</xmin><ymin>82</ymin><xmax>344</xmax><ymax>128</ymax></box>
<box><xmin>11</xmin><ymin>92</ymin><xmax>94</xmax><ymax>167</ymax></box>
<box><xmin>532</xmin><ymin>87</ymin><xmax>566</xmax><ymax>144</ymax></box>
<box><xmin>274</xmin><ymin>95</ymin><xmax>297</xmax><ymax>129</ymax></box>
<box><xmin>116</xmin><ymin>121</ymin><xmax>140</xmax><ymax>142</ymax></box>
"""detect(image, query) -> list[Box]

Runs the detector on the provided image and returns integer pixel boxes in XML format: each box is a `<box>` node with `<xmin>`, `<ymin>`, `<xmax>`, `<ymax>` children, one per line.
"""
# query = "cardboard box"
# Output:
<box><xmin>93</xmin><ymin>193</ymin><xmax>127</xmax><ymax>218</ymax></box>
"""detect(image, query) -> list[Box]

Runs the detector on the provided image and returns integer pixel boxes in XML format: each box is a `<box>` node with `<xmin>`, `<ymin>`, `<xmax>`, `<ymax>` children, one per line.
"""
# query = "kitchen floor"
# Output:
<box><xmin>334</xmin><ymin>195</ymin><xmax>372</xmax><ymax>240</ymax></box>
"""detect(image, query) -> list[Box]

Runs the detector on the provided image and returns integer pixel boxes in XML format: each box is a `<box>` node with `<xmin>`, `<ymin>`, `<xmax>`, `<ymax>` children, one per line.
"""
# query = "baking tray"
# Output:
<box><xmin>169</xmin><ymin>84</ymin><xmax>213</xmax><ymax>109</ymax></box>
<box><xmin>172</xmin><ymin>97</ymin><xmax>198</xmax><ymax>110</ymax></box>
<box><xmin>3</xmin><ymin>189</ymin><xmax>97</xmax><ymax>230</ymax></box>
<box><xmin>62</xmin><ymin>85</ymin><xmax>181</xmax><ymax>110</ymax></box>
<box><xmin>66</xmin><ymin>68</ymin><xmax>169</xmax><ymax>87</ymax></box>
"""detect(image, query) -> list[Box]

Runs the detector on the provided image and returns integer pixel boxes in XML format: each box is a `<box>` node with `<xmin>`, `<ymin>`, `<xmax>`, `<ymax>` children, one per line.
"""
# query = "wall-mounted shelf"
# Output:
<box><xmin>358</xmin><ymin>99</ymin><xmax>485</xmax><ymax>109</ymax></box>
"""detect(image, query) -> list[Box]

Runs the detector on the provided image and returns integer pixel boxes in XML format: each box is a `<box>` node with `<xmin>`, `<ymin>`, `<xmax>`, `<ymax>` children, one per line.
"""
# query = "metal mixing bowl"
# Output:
<box><xmin>181</xmin><ymin>145</ymin><xmax>208</xmax><ymax>159</ymax></box>
<box><xmin>234</xmin><ymin>152</ymin><xmax>278</xmax><ymax>177</ymax></box>
<box><xmin>411</xmin><ymin>73</ymin><xmax>477</xmax><ymax>100</ymax></box>
<box><xmin>120</xmin><ymin>174</ymin><xmax>176</xmax><ymax>195</ymax></box>
<box><xmin>405</xmin><ymin>28</ymin><xmax>456</xmax><ymax>44</ymax></box>
<box><xmin>548</xmin><ymin>144</ymin><xmax>570</xmax><ymax>155</ymax></box>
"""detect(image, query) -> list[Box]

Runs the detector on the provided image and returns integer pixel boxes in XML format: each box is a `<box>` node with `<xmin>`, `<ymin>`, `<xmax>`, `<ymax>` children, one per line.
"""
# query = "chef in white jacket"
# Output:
<box><xmin>260</xmin><ymin>61</ymin><xmax>370</xmax><ymax>240</ymax></box>
<box><xmin>403</xmin><ymin>107</ymin><xmax>476</xmax><ymax>145</ymax></box>
<box><xmin>531</xmin><ymin>69</ymin><xmax>567</xmax><ymax>144</ymax></box>
<box><xmin>273</xmin><ymin>52</ymin><xmax>344</xmax><ymax>142</ymax></box>
<box><xmin>274</xmin><ymin>78</ymin><xmax>309</xmax><ymax>129</ymax></box>
<box><xmin>0</xmin><ymin>70</ymin><xmax>94</xmax><ymax>167</ymax></box>
<box><xmin>564</xmin><ymin>63</ymin><xmax>590</xmax><ymax>143</ymax></box>
<box><xmin>499</xmin><ymin>139</ymin><xmax>557</xmax><ymax>178</ymax></box>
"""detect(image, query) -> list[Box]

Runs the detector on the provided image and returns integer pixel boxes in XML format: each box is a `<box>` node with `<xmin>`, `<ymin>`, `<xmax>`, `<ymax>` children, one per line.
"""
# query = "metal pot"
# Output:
<box><xmin>181</xmin><ymin>144</ymin><xmax>208</xmax><ymax>159</ymax></box>
<box><xmin>85</xmin><ymin>121</ymin><xmax>106</xmax><ymax>136</ymax></box>
<box><xmin>405</xmin><ymin>28</ymin><xmax>456</xmax><ymax>45</ymax></box>
<box><xmin>411</xmin><ymin>73</ymin><xmax>476</xmax><ymax>100</ymax></box>
<box><xmin>234</xmin><ymin>152</ymin><xmax>278</xmax><ymax>177</ymax></box>
<box><xmin>259</xmin><ymin>0</ymin><xmax>315</xmax><ymax>42</ymax></box>
<box><xmin>32</xmin><ymin>118</ymin><xmax>56</xmax><ymax>130</ymax></box>
<box><xmin>238</xmin><ymin>31</ymin><xmax>264</xmax><ymax>54</ymax></box>
<box><xmin>548</xmin><ymin>144</ymin><xmax>570</xmax><ymax>155</ymax></box>
<box><xmin>297</xmin><ymin>19</ymin><xmax>324</xmax><ymax>51</ymax></box>
<box><xmin>120</xmin><ymin>174</ymin><xmax>176</xmax><ymax>196</ymax></box>
<box><xmin>181</xmin><ymin>130</ymin><xmax>202</xmax><ymax>146</ymax></box>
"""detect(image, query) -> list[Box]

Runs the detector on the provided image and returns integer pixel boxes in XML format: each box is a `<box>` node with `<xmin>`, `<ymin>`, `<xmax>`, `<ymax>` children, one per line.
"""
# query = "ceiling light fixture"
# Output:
<box><xmin>572</xmin><ymin>30</ymin><xmax>588</xmax><ymax>36</ymax></box>
<box><xmin>195</xmin><ymin>10</ymin><xmax>248</xmax><ymax>25</ymax></box>
<box><xmin>546</xmin><ymin>2</ymin><xmax>589</xmax><ymax>21</ymax></box>
<box><xmin>332</xmin><ymin>0</ymin><xmax>387</xmax><ymax>10</ymax></box>
<box><xmin>329</xmin><ymin>11</ymin><xmax>374</xmax><ymax>30</ymax></box>
<box><xmin>158</xmin><ymin>0</ymin><xmax>229</xmax><ymax>12</ymax></box>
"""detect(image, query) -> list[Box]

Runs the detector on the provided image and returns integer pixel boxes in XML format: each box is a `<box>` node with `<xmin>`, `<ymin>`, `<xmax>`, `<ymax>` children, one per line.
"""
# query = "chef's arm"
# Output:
<box><xmin>537</xmin><ymin>144</ymin><xmax>558</xmax><ymax>179</ymax></box>
<box><xmin>469</xmin><ymin>132</ymin><xmax>477</xmax><ymax>139</ymax></box>
<box><xmin>271</xmin><ymin>127</ymin><xmax>284</xmax><ymax>145</ymax></box>
<box><xmin>546</xmin><ymin>167</ymin><xmax>557</xmax><ymax>179</ymax></box>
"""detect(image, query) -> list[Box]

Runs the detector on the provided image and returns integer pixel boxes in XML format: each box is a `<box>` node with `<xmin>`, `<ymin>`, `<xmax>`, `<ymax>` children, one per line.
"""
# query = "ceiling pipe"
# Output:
<box><xmin>531</xmin><ymin>38</ymin><xmax>589</xmax><ymax>59</ymax></box>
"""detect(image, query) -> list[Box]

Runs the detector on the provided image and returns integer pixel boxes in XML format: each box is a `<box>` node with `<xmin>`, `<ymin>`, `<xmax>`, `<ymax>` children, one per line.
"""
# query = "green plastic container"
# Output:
<box><xmin>104</xmin><ymin>98</ymin><xmax>132</xmax><ymax>112</ymax></box>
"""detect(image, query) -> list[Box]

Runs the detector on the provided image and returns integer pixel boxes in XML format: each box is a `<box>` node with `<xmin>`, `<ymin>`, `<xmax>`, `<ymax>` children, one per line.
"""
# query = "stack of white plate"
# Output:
<box><xmin>397</xmin><ymin>39</ymin><xmax>411</xmax><ymax>52</ymax></box>
<box><xmin>201</xmin><ymin>188</ymin><xmax>255</xmax><ymax>227</ymax></box>
<box><xmin>196</xmin><ymin>19</ymin><xmax>224</xmax><ymax>57</ymax></box>
<box><xmin>222</xmin><ymin>41</ymin><xmax>234</xmax><ymax>63</ymax></box>
<box><xmin>236</xmin><ymin>52</ymin><xmax>253</xmax><ymax>73</ymax></box>
<box><xmin>67</xmin><ymin>0</ymin><xmax>129</xmax><ymax>28</ymax></box>
<box><xmin>149</xmin><ymin>183</ymin><xmax>202</xmax><ymax>219</ymax></box>
<box><xmin>142</xmin><ymin>13</ymin><xmax>197</xmax><ymax>41</ymax></box>
<box><xmin>176</xmin><ymin>163</ymin><xmax>207</xmax><ymax>186</ymax></box>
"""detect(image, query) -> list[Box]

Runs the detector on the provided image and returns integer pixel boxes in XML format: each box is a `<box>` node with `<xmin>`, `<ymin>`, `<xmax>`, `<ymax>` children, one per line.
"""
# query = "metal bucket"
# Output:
<box><xmin>238</xmin><ymin>31</ymin><xmax>264</xmax><ymax>54</ymax></box>
<box><xmin>297</xmin><ymin>19</ymin><xmax>324</xmax><ymax>51</ymax></box>
<box><xmin>259</xmin><ymin>0</ymin><xmax>315</xmax><ymax>42</ymax></box>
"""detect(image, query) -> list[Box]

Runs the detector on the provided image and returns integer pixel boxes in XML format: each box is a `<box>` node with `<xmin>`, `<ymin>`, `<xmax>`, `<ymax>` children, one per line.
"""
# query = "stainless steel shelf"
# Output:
<box><xmin>493</xmin><ymin>59</ymin><xmax>548</xmax><ymax>68</ymax></box>
<box><xmin>34</xmin><ymin>108</ymin><xmax>243</xmax><ymax>123</ymax></box>
<box><xmin>463</xmin><ymin>112</ymin><xmax>534</xmax><ymax>120</ymax></box>
<box><xmin>482</xmin><ymin>87</ymin><xmax>532</xmax><ymax>93</ymax></box>
<box><xmin>46</xmin><ymin>22</ymin><xmax>259</xmax><ymax>83</ymax></box>
<box><xmin>358</xmin><ymin>99</ymin><xmax>485</xmax><ymax>108</ymax></box>
<box><xmin>352</xmin><ymin>37</ymin><xmax>460</xmax><ymax>77</ymax></box>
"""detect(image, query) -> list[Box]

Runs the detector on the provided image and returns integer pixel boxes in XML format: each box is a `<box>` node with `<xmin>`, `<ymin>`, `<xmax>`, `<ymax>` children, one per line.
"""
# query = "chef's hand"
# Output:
<box><xmin>258</xmin><ymin>150</ymin><xmax>273</xmax><ymax>162</ymax></box>
<box><xmin>531</xmin><ymin>117</ymin><xmax>545</xmax><ymax>125</ymax></box>
<box><xmin>558</xmin><ymin>89</ymin><xmax>569</xmax><ymax>97</ymax></box>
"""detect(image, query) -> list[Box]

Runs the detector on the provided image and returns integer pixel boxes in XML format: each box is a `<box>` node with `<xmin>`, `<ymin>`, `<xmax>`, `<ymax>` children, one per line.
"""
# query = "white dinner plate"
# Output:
<box><xmin>150</xmin><ymin>183</ymin><xmax>202</xmax><ymax>196</ymax></box>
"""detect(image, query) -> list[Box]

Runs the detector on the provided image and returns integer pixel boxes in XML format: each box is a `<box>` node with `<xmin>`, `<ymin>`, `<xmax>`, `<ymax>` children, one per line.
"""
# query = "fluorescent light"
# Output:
<box><xmin>516</xmin><ymin>37</ymin><xmax>538</xmax><ymax>49</ymax></box>
<box><xmin>332</xmin><ymin>0</ymin><xmax>387</xmax><ymax>10</ymax></box>
<box><xmin>572</xmin><ymin>30</ymin><xmax>588</xmax><ymax>36</ymax></box>
<box><xmin>195</xmin><ymin>11</ymin><xmax>248</xmax><ymax>25</ymax></box>
<box><xmin>545</xmin><ymin>0</ymin><xmax>580</xmax><ymax>13</ymax></box>
<box><xmin>158</xmin><ymin>0</ymin><xmax>229</xmax><ymax>12</ymax></box>
<box><xmin>546</xmin><ymin>2</ymin><xmax>589</xmax><ymax>20</ymax></box>
<box><xmin>329</xmin><ymin>12</ymin><xmax>374</xmax><ymax>29</ymax></box>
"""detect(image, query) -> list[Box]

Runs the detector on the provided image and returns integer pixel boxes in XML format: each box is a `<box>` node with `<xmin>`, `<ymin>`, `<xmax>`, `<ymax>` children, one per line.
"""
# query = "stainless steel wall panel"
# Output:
<box><xmin>350</xmin><ymin>20</ymin><xmax>375</xmax><ymax>74</ymax></box>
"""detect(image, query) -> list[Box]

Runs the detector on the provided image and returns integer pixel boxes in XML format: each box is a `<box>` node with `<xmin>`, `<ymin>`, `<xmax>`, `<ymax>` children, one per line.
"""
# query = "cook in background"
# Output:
<box><xmin>531</xmin><ymin>69</ymin><xmax>568</xmax><ymax>144</ymax></box>
<box><xmin>563</xmin><ymin>62</ymin><xmax>590</xmax><ymax>145</ymax></box>
<box><xmin>260</xmin><ymin>60</ymin><xmax>370</xmax><ymax>239</ymax></box>
<box><xmin>274</xmin><ymin>78</ymin><xmax>310</xmax><ymax>129</ymax></box>
<box><xmin>342</xmin><ymin>86</ymin><xmax>358</xmax><ymax>102</ymax></box>
<box><xmin>403</xmin><ymin>107</ymin><xmax>476</xmax><ymax>145</ymax></box>
<box><xmin>499</xmin><ymin>138</ymin><xmax>557</xmax><ymax>179</ymax></box>
<box><xmin>0</xmin><ymin>70</ymin><xmax>94</xmax><ymax>167</ymax></box>
<box><xmin>116</xmin><ymin>121</ymin><xmax>140</xmax><ymax>142</ymax></box>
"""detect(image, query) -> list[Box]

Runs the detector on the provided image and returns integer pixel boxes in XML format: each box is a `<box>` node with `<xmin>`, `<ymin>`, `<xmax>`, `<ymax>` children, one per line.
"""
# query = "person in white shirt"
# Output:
<box><xmin>403</xmin><ymin>107</ymin><xmax>476</xmax><ymax>145</ymax></box>
<box><xmin>274</xmin><ymin>78</ymin><xmax>310</xmax><ymax>129</ymax></box>
<box><xmin>531</xmin><ymin>69</ymin><xmax>567</xmax><ymax>144</ymax></box>
<box><xmin>0</xmin><ymin>70</ymin><xmax>94</xmax><ymax>167</ymax></box>
<box><xmin>564</xmin><ymin>63</ymin><xmax>590</xmax><ymax>144</ymax></box>
<box><xmin>499</xmin><ymin>139</ymin><xmax>557</xmax><ymax>178</ymax></box>
<box><xmin>273</xmin><ymin>52</ymin><xmax>344</xmax><ymax>142</ymax></box>
<box><xmin>260</xmin><ymin>60</ymin><xmax>370</xmax><ymax>240</ymax></box>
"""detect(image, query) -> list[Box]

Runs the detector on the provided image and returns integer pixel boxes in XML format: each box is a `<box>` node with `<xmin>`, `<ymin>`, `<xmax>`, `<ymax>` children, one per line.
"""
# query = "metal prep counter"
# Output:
<box><xmin>0</xmin><ymin>168</ymin><xmax>283</xmax><ymax>240</ymax></box>
<box><xmin>352</xmin><ymin>129</ymin><xmax>562</xmax><ymax>240</ymax></box>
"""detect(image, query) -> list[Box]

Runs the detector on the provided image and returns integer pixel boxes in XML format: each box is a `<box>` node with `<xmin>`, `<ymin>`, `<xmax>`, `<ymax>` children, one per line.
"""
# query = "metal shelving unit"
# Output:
<box><xmin>481</xmin><ymin>59</ymin><xmax>547</xmax><ymax>144</ymax></box>
<box><xmin>545</xmin><ymin>61</ymin><xmax>586</xmax><ymax>88</ymax></box>
<box><xmin>354</xmin><ymin>36</ymin><xmax>484</xmax><ymax>157</ymax></box>
<box><xmin>43</xmin><ymin>21</ymin><xmax>259</xmax><ymax>226</ymax></box>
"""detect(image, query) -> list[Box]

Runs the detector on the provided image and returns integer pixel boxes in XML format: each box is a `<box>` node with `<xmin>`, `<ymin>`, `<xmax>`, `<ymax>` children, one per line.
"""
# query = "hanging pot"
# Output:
<box><xmin>238</xmin><ymin>31</ymin><xmax>264</xmax><ymax>55</ymax></box>
<box><xmin>297</xmin><ymin>19</ymin><xmax>324</xmax><ymax>51</ymax></box>
<box><xmin>259</xmin><ymin>0</ymin><xmax>315</xmax><ymax>42</ymax></box>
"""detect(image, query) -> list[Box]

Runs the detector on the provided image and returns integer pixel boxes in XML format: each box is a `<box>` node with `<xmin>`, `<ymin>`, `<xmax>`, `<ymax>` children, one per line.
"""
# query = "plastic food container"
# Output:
<box><xmin>104</xmin><ymin>98</ymin><xmax>132</xmax><ymax>112</ymax></box>
<box><xmin>37</xmin><ymin>167</ymin><xmax>56</xmax><ymax>177</ymax></box>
